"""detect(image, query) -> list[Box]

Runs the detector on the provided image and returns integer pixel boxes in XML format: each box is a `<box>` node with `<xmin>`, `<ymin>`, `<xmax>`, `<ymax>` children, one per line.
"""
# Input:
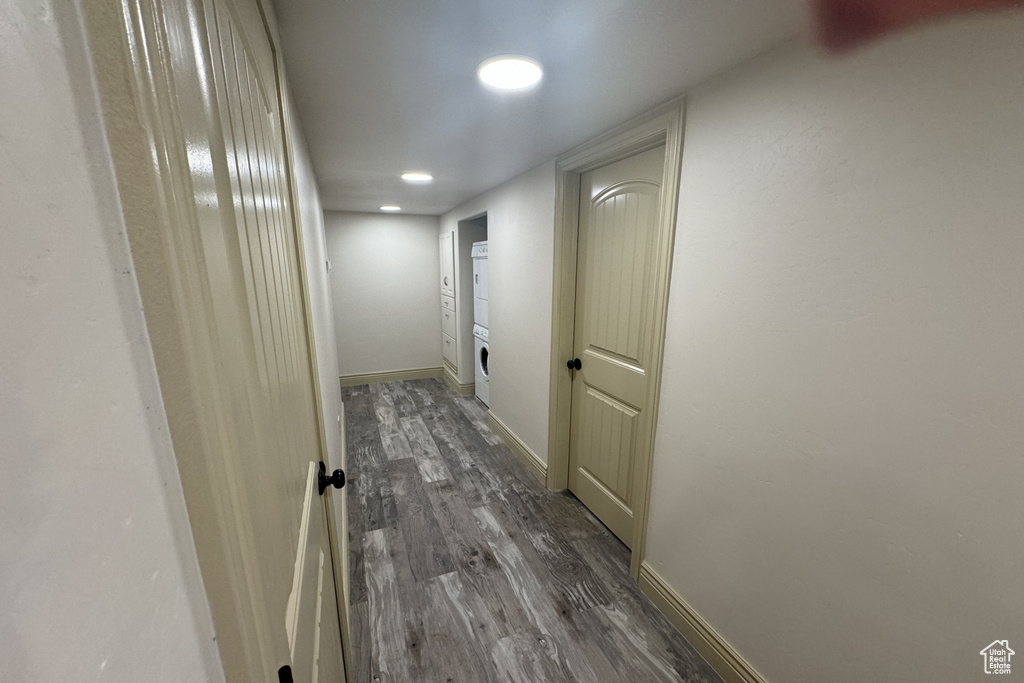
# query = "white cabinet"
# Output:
<box><xmin>439</xmin><ymin>232</ymin><xmax>455</xmax><ymax>298</ymax></box>
<box><xmin>442</xmin><ymin>333</ymin><xmax>457</xmax><ymax>366</ymax></box>
<box><xmin>439</xmin><ymin>231</ymin><xmax>456</xmax><ymax>370</ymax></box>
<box><xmin>441</xmin><ymin>308</ymin><xmax>456</xmax><ymax>339</ymax></box>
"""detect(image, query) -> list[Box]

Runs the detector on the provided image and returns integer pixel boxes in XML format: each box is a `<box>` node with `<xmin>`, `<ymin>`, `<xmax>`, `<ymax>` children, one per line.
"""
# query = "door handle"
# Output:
<box><xmin>566</xmin><ymin>358</ymin><xmax>582</xmax><ymax>371</ymax></box>
<box><xmin>318</xmin><ymin>461</ymin><xmax>345</xmax><ymax>495</ymax></box>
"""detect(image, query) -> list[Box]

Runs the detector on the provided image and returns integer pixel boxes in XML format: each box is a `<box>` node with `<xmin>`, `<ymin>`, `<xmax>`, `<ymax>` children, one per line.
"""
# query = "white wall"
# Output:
<box><xmin>325</xmin><ymin>212</ymin><xmax>442</xmax><ymax>377</ymax></box>
<box><xmin>0</xmin><ymin>1</ymin><xmax>221</xmax><ymax>680</ymax></box>
<box><xmin>441</xmin><ymin>161</ymin><xmax>557</xmax><ymax>462</ymax></box>
<box><xmin>646</xmin><ymin>13</ymin><xmax>1024</xmax><ymax>683</ymax></box>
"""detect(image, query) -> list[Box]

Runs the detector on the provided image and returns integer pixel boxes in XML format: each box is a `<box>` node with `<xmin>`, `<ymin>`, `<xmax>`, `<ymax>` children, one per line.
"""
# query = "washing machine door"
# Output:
<box><xmin>478</xmin><ymin>342</ymin><xmax>489</xmax><ymax>379</ymax></box>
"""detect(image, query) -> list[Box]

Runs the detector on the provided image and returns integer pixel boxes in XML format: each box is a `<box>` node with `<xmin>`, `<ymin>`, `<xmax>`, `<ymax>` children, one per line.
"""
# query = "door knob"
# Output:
<box><xmin>318</xmin><ymin>461</ymin><xmax>345</xmax><ymax>495</ymax></box>
<box><xmin>566</xmin><ymin>358</ymin><xmax>582</xmax><ymax>371</ymax></box>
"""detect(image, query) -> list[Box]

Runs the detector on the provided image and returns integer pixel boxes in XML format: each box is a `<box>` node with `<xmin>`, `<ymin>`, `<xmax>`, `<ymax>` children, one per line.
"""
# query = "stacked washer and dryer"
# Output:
<box><xmin>471</xmin><ymin>242</ymin><xmax>489</xmax><ymax>406</ymax></box>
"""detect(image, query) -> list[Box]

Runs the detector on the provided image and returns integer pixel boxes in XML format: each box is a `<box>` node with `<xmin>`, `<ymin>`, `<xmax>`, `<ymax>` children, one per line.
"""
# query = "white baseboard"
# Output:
<box><xmin>339</xmin><ymin>366</ymin><xmax>443</xmax><ymax>387</ymax></box>
<box><xmin>638</xmin><ymin>562</ymin><xmax>766</xmax><ymax>683</ymax></box>
<box><xmin>486</xmin><ymin>412</ymin><xmax>548</xmax><ymax>486</ymax></box>
<box><xmin>442</xmin><ymin>366</ymin><xmax>475</xmax><ymax>396</ymax></box>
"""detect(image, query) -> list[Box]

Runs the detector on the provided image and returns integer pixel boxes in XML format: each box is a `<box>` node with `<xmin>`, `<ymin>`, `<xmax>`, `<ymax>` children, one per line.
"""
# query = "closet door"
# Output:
<box><xmin>567</xmin><ymin>144</ymin><xmax>666</xmax><ymax>547</ymax></box>
<box><xmin>89</xmin><ymin>0</ymin><xmax>348</xmax><ymax>679</ymax></box>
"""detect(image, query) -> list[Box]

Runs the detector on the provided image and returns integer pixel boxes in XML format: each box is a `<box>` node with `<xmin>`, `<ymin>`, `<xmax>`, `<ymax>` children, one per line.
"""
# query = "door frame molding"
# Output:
<box><xmin>546</xmin><ymin>96</ymin><xmax>686</xmax><ymax>579</ymax></box>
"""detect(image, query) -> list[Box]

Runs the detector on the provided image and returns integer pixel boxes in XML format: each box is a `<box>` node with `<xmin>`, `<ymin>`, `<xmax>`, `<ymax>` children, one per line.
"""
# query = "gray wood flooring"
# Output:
<box><xmin>342</xmin><ymin>378</ymin><xmax>721</xmax><ymax>683</ymax></box>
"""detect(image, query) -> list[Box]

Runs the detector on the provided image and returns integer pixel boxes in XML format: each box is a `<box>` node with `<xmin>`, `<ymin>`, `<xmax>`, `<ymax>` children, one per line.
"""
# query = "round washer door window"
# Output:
<box><xmin>479</xmin><ymin>345</ymin><xmax>489</xmax><ymax>377</ymax></box>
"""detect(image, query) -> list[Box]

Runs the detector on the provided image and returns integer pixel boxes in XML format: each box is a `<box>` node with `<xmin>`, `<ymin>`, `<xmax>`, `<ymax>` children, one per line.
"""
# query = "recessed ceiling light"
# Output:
<box><xmin>380</xmin><ymin>205</ymin><xmax>401</xmax><ymax>212</ymax></box>
<box><xmin>401</xmin><ymin>172</ymin><xmax>433</xmax><ymax>183</ymax></box>
<box><xmin>477</xmin><ymin>55</ymin><xmax>543</xmax><ymax>91</ymax></box>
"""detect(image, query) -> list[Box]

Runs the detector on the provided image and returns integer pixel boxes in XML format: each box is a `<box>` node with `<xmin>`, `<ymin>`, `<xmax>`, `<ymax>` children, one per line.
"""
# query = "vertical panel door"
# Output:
<box><xmin>440</xmin><ymin>231</ymin><xmax>456</xmax><ymax>298</ymax></box>
<box><xmin>567</xmin><ymin>145</ymin><xmax>666</xmax><ymax>546</ymax></box>
<box><xmin>92</xmin><ymin>0</ymin><xmax>348</xmax><ymax>679</ymax></box>
<box><xmin>203</xmin><ymin>0</ymin><xmax>348</xmax><ymax>679</ymax></box>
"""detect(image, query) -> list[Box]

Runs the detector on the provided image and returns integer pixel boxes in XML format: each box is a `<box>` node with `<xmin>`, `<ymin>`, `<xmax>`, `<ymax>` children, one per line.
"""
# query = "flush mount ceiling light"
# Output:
<box><xmin>477</xmin><ymin>55</ymin><xmax>543</xmax><ymax>91</ymax></box>
<box><xmin>401</xmin><ymin>172</ymin><xmax>433</xmax><ymax>183</ymax></box>
<box><xmin>380</xmin><ymin>205</ymin><xmax>401</xmax><ymax>212</ymax></box>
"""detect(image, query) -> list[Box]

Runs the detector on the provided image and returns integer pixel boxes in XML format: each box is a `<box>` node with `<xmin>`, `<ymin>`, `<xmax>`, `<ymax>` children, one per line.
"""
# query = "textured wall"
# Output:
<box><xmin>325</xmin><ymin>212</ymin><xmax>443</xmax><ymax>376</ymax></box>
<box><xmin>647</xmin><ymin>13</ymin><xmax>1024</xmax><ymax>682</ymax></box>
<box><xmin>440</xmin><ymin>161</ymin><xmax>557</xmax><ymax>463</ymax></box>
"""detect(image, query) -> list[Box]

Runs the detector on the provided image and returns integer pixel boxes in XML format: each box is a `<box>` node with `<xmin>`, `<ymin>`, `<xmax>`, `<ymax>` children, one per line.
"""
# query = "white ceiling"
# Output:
<box><xmin>272</xmin><ymin>0</ymin><xmax>803</xmax><ymax>215</ymax></box>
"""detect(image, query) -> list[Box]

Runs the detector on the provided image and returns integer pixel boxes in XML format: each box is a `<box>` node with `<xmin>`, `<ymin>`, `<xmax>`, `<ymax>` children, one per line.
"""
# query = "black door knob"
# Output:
<box><xmin>318</xmin><ymin>461</ymin><xmax>346</xmax><ymax>495</ymax></box>
<box><xmin>566</xmin><ymin>357</ymin><xmax>582</xmax><ymax>371</ymax></box>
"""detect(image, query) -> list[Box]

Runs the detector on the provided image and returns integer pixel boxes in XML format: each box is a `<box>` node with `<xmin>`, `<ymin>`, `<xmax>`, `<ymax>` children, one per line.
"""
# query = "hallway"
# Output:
<box><xmin>342</xmin><ymin>379</ymin><xmax>721</xmax><ymax>682</ymax></box>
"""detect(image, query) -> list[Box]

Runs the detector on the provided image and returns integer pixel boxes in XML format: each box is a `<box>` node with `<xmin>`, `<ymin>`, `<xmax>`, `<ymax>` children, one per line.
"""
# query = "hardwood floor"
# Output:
<box><xmin>342</xmin><ymin>378</ymin><xmax>721</xmax><ymax>683</ymax></box>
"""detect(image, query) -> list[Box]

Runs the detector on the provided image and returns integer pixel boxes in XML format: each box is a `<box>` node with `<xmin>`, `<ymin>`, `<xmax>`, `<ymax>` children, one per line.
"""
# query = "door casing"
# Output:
<box><xmin>546</xmin><ymin>98</ymin><xmax>686</xmax><ymax>579</ymax></box>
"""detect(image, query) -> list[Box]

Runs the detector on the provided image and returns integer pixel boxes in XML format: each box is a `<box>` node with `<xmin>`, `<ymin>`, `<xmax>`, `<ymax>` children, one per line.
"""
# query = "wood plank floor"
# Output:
<box><xmin>342</xmin><ymin>379</ymin><xmax>722</xmax><ymax>683</ymax></box>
